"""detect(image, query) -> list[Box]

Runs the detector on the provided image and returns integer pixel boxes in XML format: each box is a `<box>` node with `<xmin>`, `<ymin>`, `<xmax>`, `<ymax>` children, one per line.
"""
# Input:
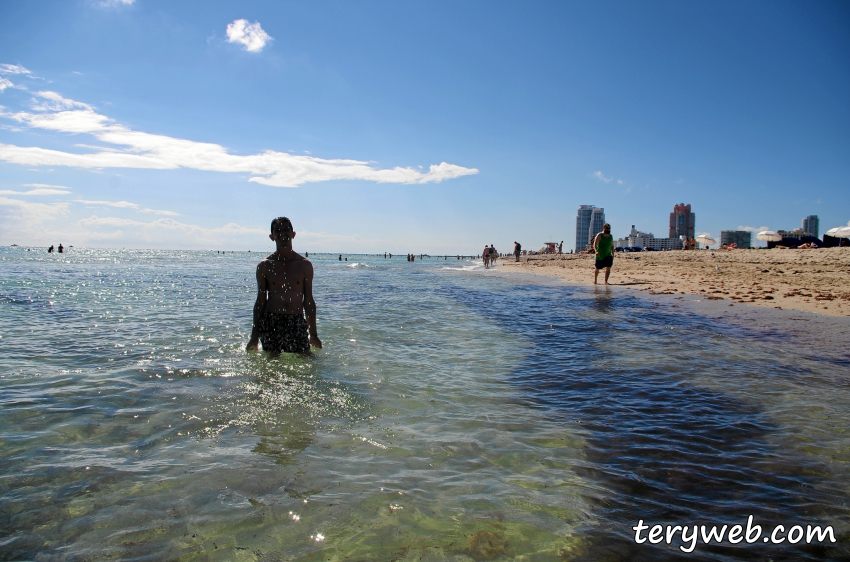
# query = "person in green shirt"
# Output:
<box><xmin>593</xmin><ymin>223</ymin><xmax>614</xmax><ymax>285</ymax></box>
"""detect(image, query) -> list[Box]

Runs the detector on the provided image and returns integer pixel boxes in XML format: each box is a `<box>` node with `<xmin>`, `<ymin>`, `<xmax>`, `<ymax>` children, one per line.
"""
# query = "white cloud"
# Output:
<box><xmin>0</xmin><ymin>92</ymin><xmax>479</xmax><ymax>187</ymax></box>
<box><xmin>591</xmin><ymin>171</ymin><xmax>612</xmax><ymax>183</ymax></box>
<box><xmin>76</xmin><ymin>215</ymin><xmax>264</xmax><ymax>244</ymax></box>
<box><xmin>0</xmin><ymin>78</ymin><xmax>12</xmax><ymax>93</ymax></box>
<box><xmin>737</xmin><ymin>225</ymin><xmax>770</xmax><ymax>232</ymax></box>
<box><xmin>31</xmin><ymin>91</ymin><xmax>92</xmax><ymax>112</ymax></box>
<box><xmin>76</xmin><ymin>199</ymin><xmax>179</xmax><ymax>216</ymax></box>
<box><xmin>0</xmin><ymin>187</ymin><xmax>71</xmax><ymax>195</ymax></box>
<box><xmin>23</xmin><ymin>183</ymin><xmax>71</xmax><ymax>189</ymax></box>
<box><xmin>0</xmin><ymin>196</ymin><xmax>69</xmax><ymax>225</ymax></box>
<box><xmin>99</xmin><ymin>0</ymin><xmax>134</xmax><ymax>6</ymax></box>
<box><xmin>226</xmin><ymin>19</ymin><xmax>272</xmax><ymax>52</ymax></box>
<box><xmin>617</xmin><ymin>179</ymin><xmax>624</xmax><ymax>185</ymax></box>
<box><xmin>0</xmin><ymin>64</ymin><xmax>31</xmax><ymax>76</ymax></box>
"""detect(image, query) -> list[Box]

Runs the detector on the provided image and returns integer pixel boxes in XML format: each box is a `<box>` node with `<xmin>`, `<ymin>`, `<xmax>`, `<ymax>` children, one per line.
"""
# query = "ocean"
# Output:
<box><xmin>1</xmin><ymin>248</ymin><xmax>849</xmax><ymax>561</ymax></box>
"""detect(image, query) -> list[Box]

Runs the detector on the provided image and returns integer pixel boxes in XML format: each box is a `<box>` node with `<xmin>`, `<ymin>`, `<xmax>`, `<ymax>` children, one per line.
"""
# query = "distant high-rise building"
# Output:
<box><xmin>669</xmin><ymin>203</ymin><xmax>695</xmax><ymax>239</ymax></box>
<box><xmin>588</xmin><ymin>207</ymin><xmax>606</xmax><ymax>244</ymax></box>
<box><xmin>802</xmin><ymin>215</ymin><xmax>819</xmax><ymax>238</ymax></box>
<box><xmin>720</xmin><ymin>230</ymin><xmax>752</xmax><ymax>249</ymax></box>
<box><xmin>575</xmin><ymin>205</ymin><xmax>605</xmax><ymax>252</ymax></box>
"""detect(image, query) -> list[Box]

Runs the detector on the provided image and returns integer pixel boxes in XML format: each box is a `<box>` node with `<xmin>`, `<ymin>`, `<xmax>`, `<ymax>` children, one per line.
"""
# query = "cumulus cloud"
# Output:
<box><xmin>0</xmin><ymin>92</ymin><xmax>478</xmax><ymax>187</ymax></box>
<box><xmin>226</xmin><ymin>19</ymin><xmax>272</xmax><ymax>52</ymax></box>
<box><xmin>591</xmin><ymin>171</ymin><xmax>612</xmax><ymax>183</ymax></box>
<box><xmin>76</xmin><ymin>199</ymin><xmax>179</xmax><ymax>216</ymax></box>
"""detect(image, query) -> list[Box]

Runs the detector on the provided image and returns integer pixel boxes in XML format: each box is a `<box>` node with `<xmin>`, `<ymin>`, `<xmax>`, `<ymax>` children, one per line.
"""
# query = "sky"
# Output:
<box><xmin>1</xmin><ymin>0</ymin><xmax>848</xmax><ymax>254</ymax></box>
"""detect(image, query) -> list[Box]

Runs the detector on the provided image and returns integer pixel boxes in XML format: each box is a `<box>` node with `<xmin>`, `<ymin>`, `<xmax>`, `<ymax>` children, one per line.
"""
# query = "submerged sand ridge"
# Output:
<box><xmin>501</xmin><ymin>247</ymin><xmax>850</xmax><ymax>316</ymax></box>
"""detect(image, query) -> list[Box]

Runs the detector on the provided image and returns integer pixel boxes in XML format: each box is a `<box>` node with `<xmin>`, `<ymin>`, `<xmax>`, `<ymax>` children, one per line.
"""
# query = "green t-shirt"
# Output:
<box><xmin>595</xmin><ymin>233</ymin><xmax>613</xmax><ymax>259</ymax></box>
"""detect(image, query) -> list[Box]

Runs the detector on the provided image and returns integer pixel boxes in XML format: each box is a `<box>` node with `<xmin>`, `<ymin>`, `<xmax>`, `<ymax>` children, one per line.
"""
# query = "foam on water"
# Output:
<box><xmin>1</xmin><ymin>248</ymin><xmax>849</xmax><ymax>560</ymax></box>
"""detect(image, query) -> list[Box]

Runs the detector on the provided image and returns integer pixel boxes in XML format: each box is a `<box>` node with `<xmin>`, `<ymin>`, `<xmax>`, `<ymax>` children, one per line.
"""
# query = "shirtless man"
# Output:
<box><xmin>247</xmin><ymin>217</ymin><xmax>322</xmax><ymax>354</ymax></box>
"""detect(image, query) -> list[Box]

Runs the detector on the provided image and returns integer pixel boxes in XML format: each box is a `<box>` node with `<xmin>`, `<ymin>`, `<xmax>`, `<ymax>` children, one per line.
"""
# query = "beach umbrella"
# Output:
<box><xmin>695</xmin><ymin>235</ymin><xmax>715</xmax><ymax>247</ymax></box>
<box><xmin>756</xmin><ymin>230</ymin><xmax>782</xmax><ymax>242</ymax></box>
<box><xmin>825</xmin><ymin>227</ymin><xmax>842</xmax><ymax>237</ymax></box>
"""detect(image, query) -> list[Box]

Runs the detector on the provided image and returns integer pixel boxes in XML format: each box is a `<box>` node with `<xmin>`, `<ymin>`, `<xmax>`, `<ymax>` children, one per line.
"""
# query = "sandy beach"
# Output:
<box><xmin>500</xmin><ymin>247</ymin><xmax>850</xmax><ymax>316</ymax></box>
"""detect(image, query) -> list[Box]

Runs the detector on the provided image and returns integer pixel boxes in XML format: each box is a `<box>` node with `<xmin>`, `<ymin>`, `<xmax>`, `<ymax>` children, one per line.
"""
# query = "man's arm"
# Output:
<box><xmin>246</xmin><ymin>263</ymin><xmax>267</xmax><ymax>350</ymax></box>
<box><xmin>302</xmin><ymin>261</ymin><xmax>322</xmax><ymax>348</ymax></box>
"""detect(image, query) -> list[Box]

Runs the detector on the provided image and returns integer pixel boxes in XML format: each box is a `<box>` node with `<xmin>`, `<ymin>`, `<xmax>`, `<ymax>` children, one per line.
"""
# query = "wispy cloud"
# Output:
<box><xmin>0</xmin><ymin>64</ymin><xmax>31</xmax><ymax>76</ymax></box>
<box><xmin>0</xmin><ymin>197</ymin><xmax>69</xmax><ymax>225</ymax></box>
<box><xmin>0</xmin><ymin>78</ymin><xmax>13</xmax><ymax>93</ymax></box>
<box><xmin>30</xmin><ymin>91</ymin><xmax>92</xmax><ymax>112</ymax></box>
<box><xmin>0</xmin><ymin>91</ymin><xmax>478</xmax><ymax>187</ymax></box>
<box><xmin>226</xmin><ymin>19</ymin><xmax>272</xmax><ymax>53</ymax></box>
<box><xmin>737</xmin><ymin>225</ymin><xmax>770</xmax><ymax>232</ymax></box>
<box><xmin>76</xmin><ymin>199</ymin><xmax>179</xmax><ymax>216</ymax></box>
<box><xmin>99</xmin><ymin>0</ymin><xmax>134</xmax><ymax>7</ymax></box>
<box><xmin>77</xmin><ymin>215</ymin><xmax>264</xmax><ymax>244</ymax></box>
<box><xmin>23</xmin><ymin>183</ymin><xmax>71</xmax><ymax>189</ymax></box>
<box><xmin>0</xmin><ymin>187</ymin><xmax>71</xmax><ymax>195</ymax></box>
<box><xmin>591</xmin><ymin>171</ymin><xmax>612</xmax><ymax>183</ymax></box>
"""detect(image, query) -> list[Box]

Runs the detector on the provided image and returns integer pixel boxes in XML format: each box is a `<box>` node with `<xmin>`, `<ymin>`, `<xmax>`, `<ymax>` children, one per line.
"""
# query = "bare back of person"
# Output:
<box><xmin>258</xmin><ymin>253</ymin><xmax>311</xmax><ymax>315</ymax></box>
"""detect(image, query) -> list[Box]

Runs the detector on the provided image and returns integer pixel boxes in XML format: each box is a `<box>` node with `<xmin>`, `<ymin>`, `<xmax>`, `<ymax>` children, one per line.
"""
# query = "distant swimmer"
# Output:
<box><xmin>247</xmin><ymin>217</ymin><xmax>321</xmax><ymax>354</ymax></box>
<box><xmin>47</xmin><ymin>245</ymin><xmax>54</xmax><ymax>253</ymax></box>
<box><xmin>593</xmin><ymin>223</ymin><xmax>614</xmax><ymax>285</ymax></box>
<box><xmin>58</xmin><ymin>244</ymin><xmax>64</xmax><ymax>253</ymax></box>
<box><xmin>339</xmin><ymin>255</ymin><xmax>342</xmax><ymax>261</ymax></box>
<box><xmin>305</xmin><ymin>251</ymin><xmax>309</xmax><ymax>257</ymax></box>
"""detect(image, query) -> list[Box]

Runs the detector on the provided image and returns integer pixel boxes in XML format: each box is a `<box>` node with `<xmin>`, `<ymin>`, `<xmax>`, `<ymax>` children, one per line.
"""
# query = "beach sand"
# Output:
<box><xmin>499</xmin><ymin>247</ymin><xmax>850</xmax><ymax>316</ymax></box>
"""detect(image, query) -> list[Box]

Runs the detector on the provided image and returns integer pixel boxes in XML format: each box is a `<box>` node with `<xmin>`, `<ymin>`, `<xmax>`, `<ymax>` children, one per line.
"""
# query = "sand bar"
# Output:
<box><xmin>499</xmin><ymin>247</ymin><xmax>850</xmax><ymax>316</ymax></box>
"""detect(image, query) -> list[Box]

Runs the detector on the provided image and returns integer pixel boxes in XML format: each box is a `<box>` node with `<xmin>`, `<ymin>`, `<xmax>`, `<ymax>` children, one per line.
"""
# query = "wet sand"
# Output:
<box><xmin>499</xmin><ymin>247</ymin><xmax>850</xmax><ymax>316</ymax></box>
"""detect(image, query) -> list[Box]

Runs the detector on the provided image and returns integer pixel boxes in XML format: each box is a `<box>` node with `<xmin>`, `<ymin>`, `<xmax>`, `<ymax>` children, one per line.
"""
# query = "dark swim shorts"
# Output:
<box><xmin>258</xmin><ymin>312</ymin><xmax>310</xmax><ymax>353</ymax></box>
<box><xmin>595</xmin><ymin>255</ymin><xmax>614</xmax><ymax>269</ymax></box>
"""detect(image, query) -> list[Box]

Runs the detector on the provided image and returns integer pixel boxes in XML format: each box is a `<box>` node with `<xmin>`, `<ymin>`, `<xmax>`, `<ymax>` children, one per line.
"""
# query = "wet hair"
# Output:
<box><xmin>270</xmin><ymin>216</ymin><xmax>294</xmax><ymax>233</ymax></box>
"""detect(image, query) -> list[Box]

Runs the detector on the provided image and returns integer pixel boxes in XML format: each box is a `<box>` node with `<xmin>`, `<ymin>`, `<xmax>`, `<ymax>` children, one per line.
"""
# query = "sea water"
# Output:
<box><xmin>1</xmin><ymin>248</ymin><xmax>849</xmax><ymax>561</ymax></box>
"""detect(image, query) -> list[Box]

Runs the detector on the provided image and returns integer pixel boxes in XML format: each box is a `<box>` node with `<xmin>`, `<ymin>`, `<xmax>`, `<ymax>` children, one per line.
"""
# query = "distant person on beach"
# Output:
<box><xmin>483</xmin><ymin>245</ymin><xmax>490</xmax><ymax>268</ymax></box>
<box><xmin>593</xmin><ymin>223</ymin><xmax>614</xmax><ymax>285</ymax></box>
<box><xmin>247</xmin><ymin>217</ymin><xmax>321</xmax><ymax>354</ymax></box>
<box><xmin>514</xmin><ymin>241</ymin><xmax>521</xmax><ymax>261</ymax></box>
<box><xmin>558</xmin><ymin>241</ymin><xmax>563</xmax><ymax>254</ymax></box>
<box><xmin>47</xmin><ymin>245</ymin><xmax>54</xmax><ymax>253</ymax></box>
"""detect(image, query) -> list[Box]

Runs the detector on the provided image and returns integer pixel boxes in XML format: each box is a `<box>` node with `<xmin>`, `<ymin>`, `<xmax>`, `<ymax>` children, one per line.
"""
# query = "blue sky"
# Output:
<box><xmin>1</xmin><ymin>0</ymin><xmax>848</xmax><ymax>253</ymax></box>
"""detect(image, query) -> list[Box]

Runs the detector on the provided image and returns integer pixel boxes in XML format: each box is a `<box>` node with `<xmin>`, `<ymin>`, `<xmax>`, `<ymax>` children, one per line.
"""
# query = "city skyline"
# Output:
<box><xmin>0</xmin><ymin>1</ymin><xmax>848</xmax><ymax>253</ymax></box>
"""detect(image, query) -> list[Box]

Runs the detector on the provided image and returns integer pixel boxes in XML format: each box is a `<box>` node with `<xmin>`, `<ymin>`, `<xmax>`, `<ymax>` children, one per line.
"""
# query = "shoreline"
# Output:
<box><xmin>496</xmin><ymin>248</ymin><xmax>850</xmax><ymax>317</ymax></box>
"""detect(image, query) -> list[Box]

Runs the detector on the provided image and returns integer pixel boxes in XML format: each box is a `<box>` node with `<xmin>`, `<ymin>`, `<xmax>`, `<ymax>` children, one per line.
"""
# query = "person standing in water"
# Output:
<box><xmin>593</xmin><ymin>223</ymin><xmax>614</xmax><ymax>285</ymax></box>
<box><xmin>247</xmin><ymin>217</ymin><xmax>321</xmax><ymax>354</ymax></box>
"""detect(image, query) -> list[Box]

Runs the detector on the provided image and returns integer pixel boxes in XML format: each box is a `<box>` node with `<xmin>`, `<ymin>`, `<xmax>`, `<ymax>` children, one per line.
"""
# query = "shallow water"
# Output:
<box><xmin>1</xmin><ymin>248</ymin><xmax>849</xmax><ymax>561</ymax></box>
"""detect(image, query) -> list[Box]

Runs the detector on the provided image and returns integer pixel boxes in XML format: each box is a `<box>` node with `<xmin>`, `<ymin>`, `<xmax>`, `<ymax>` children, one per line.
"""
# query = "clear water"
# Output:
<box><xmin>1</xmin><ymin>248</ymin><xmax>849</xmax><ymax>561</ymax></box>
